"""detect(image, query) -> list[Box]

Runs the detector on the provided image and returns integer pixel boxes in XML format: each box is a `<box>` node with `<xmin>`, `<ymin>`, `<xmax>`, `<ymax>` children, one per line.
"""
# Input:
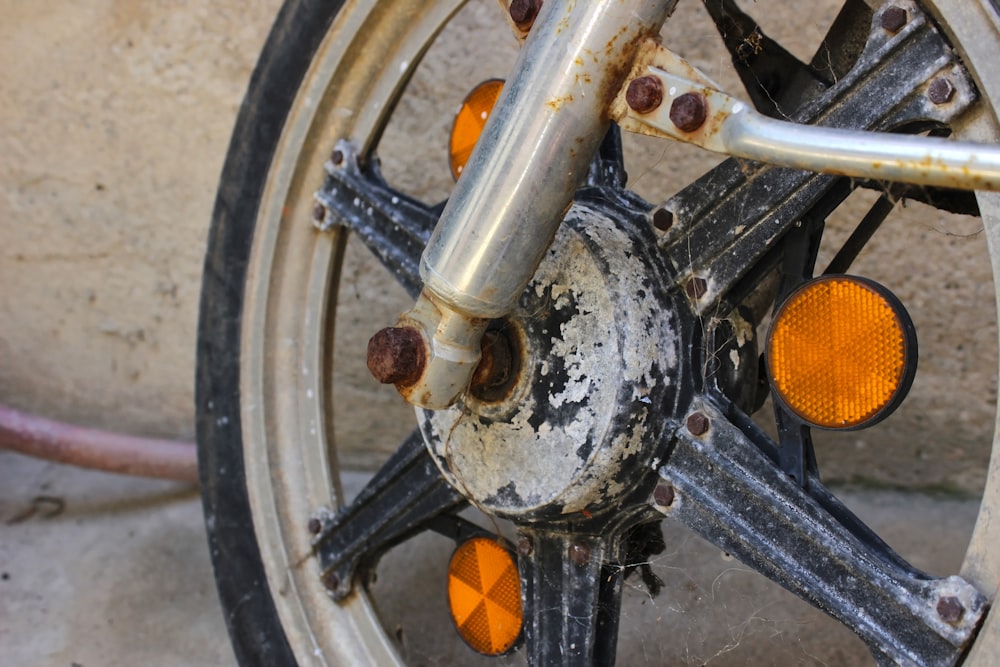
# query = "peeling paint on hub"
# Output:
<box><xmin>419</xmin><ymin>195</ymin><xmax>684</xmax><ymax>519</ymax></box>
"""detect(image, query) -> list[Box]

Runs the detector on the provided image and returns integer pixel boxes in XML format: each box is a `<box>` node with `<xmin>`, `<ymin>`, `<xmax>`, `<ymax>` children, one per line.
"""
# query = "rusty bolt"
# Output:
<box><xmin>307</xmin><ymin>517</ymin><xmax>322</xmax><ymax>535</ymax></box>
<box><xmin>685</xmin><ymin>276</ymin><xmax>707</xmax><ymax>300</ymax></box>
<box><xmin>670</xmin><ymin>92</ymin><xmax>709</xmax><ymax>133</ymax></box>
<box><xmin>509</xmin><ymin>0</ymin><xmax>542</xmax><ymax>29</ymax></box>
<box><xmin>367</xmin><ymin>326</ymin><xmax>426</xmax><ymax>387</ymax></box>
<box><xmin>652</xmin><ymin>208</ymin><xmax>674</xmax><ymax>232</ymax></box>
<box><xmin>330</xmin><ymin>149</ymin><xmax>344</xmax><ymax>166</ymax></box>
<box><xmin>626</xmin><ymin>76</ymin><xmax>664</xmax><ymax>115</ymax></box>
<box><xmin>687</xmin><ymin>411</ymin><xmax>710</xmax><ymax>436</ymax></box>
<box><xmin>937</xmin><ymin>596</ymin><xmax>965</xmax><ymax>624</ymax></box>
<box><xmin>653</xmin><ymin>482</ymin><xmax>675</xmax><ymax>507</ymax></box>
<box><xmin>321</xmin><ymin>570</ymin><xmax>340</xmax><ymax>592</ymax></box>
<box><xmin>928</xmin><ymin>78</ymin><xmax>956</xmax><ymax>105</ymax></box>
<box><xmin>569</xmin><ymin>540</ymin><xmax>591</xmax><ymax>566</ymax></box>
<box><xmin>880</xmin><ymin>6</ymin><xmax>908</xmax><ymax>33</ymax></box>
<box><xmin>313</xmin><ymin>203</ymin><xmax>327</xmax><ymax>222</ymax></box>
<box><xmin>517</xmin><ymin>536</ymin><xmax>534</xmax><ymax>557</ymax></box>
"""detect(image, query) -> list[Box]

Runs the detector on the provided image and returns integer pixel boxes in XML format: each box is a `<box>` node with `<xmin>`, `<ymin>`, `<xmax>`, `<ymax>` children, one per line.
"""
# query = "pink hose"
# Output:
<box><xmin>0</xmin><ymin>403</ymin><xmax>198</xmax><ymax>484</ymax></box>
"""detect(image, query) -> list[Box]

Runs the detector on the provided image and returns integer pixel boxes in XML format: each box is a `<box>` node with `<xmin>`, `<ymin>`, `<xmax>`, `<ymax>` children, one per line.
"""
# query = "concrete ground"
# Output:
<box><xmin>1</xmin><ymin>449</ymin><xmax>980</xmax><ymax>666</ymax></box>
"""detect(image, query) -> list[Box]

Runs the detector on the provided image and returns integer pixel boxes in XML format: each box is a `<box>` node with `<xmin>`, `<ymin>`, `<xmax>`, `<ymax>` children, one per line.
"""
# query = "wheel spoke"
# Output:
<box><xmin>660</xmin><ymin>399</ymin><xmax>988</xmax><ymax>665</ymax></box>
<box><xmin>312</xmin><ymin>429</ymin><xmax>465</xmax><ymax>600</ymax></box>
<box><xmin>518</xmin><ymin>530</ymin><xmax>624</xmax><ymax>666</ymax></box>
<box><xmin>659</xmin><ymin>3</ymin><xmax>974</xmax><ymax>310</ymax></box>
<box><xmin>314</xmin><ymin>141</ymin><xmax>440</xmax><ymax>298</ymax></box>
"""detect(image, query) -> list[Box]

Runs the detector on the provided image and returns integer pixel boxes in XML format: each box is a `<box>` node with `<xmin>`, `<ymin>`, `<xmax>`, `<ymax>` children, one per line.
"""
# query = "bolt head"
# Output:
<box><xmin>686</xmin><ymin>412</ymin><xmax>710</xmax><ymax>436</ymax></box>
<box><xmin>928</xmin><ymin>78</ymin><xmax>956</xmax><ymax>105</ymax></box>
<box><xmin>652</xmin><ymin>208</ymin><xmax>674</xmax><ymax>232</ymax></box>
<box><xmin>685</xmin><ymin>276</ymin><xmax>708</xmax><ymax>300</ymax></box>
<box><xmin>937</xmin><ymin>596</ymin><xmax>965</xmax><ymax>624</ymax></box>
<box><xmin>881</xmin><ymin>6</ymin><xmax>908</xmax><ymax>33</ymax></box>
<box><xmin>312</xmin><ymin>203</ymin><xmax>327</xmax><ymax>222</ymax></box>
<box><xmin>626</xmin><ymin>76</ymin><xmax>664</xmax><ymax>115</ymax></box>
<box><xmin>321</xmin><ymin>570</ymin><xmax>340</xmax><ymax>592</ymax></box>
<box><xmin>367</xmin><ymin>326</ymin><xmax>426</xmax><ymax>386</ymax></box>
<box><xmin>307</xmin><ymin>517</ymin><xmax>322</xmax><ymax>535</ymax></box>
<box><xmin>669</xmin><ymin>92</ymin><xmax>708</xmax><ymax>133</ymax></box>
<box><xmin>569</xmin><ymin>540</ymin><xmax>591</xmax><ymax>566</ymax></box>
<box><xmin>330</xmin><ymin>149</ymin><xmax>344</xmax><ymax>166</ymax></box>
<box><xmin>652</xmin><ymin>483</ymin><xmax>675</xmax><ymax>507</ymax></box>
<box><xmin>509</xmin><ymin>0</ymin><xmax>542</xmax><ymax>29</ymax></box>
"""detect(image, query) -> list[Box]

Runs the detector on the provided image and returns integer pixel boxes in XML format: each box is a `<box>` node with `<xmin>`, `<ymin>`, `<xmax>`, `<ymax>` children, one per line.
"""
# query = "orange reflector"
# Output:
<box><xmin>449</xmin><ymin>79</ymin><xmax>504</xmax><ymax>180</ymax></box>
<box><xmin>766</xmin><ymin>275</ymin><xmax>916</xmax><ymax>430</ymax></box>
<box><xmin>447</xmin><ymin>537</ymin><xmax>522</xmax><ymax>655</ymax></box>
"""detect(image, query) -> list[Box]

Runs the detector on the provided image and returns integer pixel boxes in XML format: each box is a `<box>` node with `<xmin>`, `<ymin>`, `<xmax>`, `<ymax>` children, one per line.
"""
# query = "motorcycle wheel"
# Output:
<box><xmin>197</xmin><ymin>0</ymin><xmax>1000</xmax><ymax>664</ymax></box>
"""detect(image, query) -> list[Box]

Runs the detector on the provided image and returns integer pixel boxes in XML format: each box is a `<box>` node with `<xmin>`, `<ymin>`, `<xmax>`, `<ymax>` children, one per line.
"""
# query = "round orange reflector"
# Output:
<box><xmin>765</xmin><ymin>275</ymin><xmax>916</xmax><ymax>430</ymax></box>
<box><xmin>449</xmin><ymin>79</ymin><xmax>504</xmax><ymax>180</ymax></box>
<box><xmin>447</xmin><ymin>537</ymin><xmax>522</xmax><ymax>655</ymax></box>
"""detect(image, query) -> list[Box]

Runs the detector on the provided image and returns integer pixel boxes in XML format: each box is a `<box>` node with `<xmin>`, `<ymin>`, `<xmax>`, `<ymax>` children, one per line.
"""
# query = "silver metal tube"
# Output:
<box><xmin>726</xmin><ymin>108</ymin><xmax>1000</xmax><ymax>191</ymax></box>
<box><xmin>420</xmin><ymin>0</ymin><xmax>676</xmax><ymax>318</ymax></box>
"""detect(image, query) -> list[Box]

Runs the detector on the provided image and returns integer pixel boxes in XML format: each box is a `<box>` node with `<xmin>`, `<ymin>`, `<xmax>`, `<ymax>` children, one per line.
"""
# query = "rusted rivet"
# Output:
<box><xmin>652</xmin><ymin>208</ymin><xmax>674</xmax><ymax>232</ymax></box>
<box><xmin>684</xmin><ymin>276</ymin><xmax>707</xmax><ymax>300</ymax></box>
<box><xmin>652</xmin><ymin>482</ymin><xmax>675</xmax><ymax>507</ymax></box>
<box><xmin>321</xmin><ymin>570</ymin><xmax>340</xmax><ymax>592</ymax></box>
<box><xmin>367</xmin><ymin>326</ymin><xmax>426</xmax><ymax>387</ymax></box>
<box><xmin>937</xmin><ymin>596</ymin><xmax>965</xmax><ymax>624</ymax></box>
<box><xmin>330</xmin><ymin>149</ymin><xmax>344</xmax><ymax>166</ymax></box>
<box><xmin>880</xmin><ymin>6</ymin><xmax>908</xmax><ymax>33</ymax></box>
<box><xmin>307</xmin><ymin>517</ymin><xmax>322</xmax><ymax>535</ymax></box>
<box><xmin>509</xmin><ymin>0</ymin><xmax>542</xmax><ymax>29</ymax></box>
<box><xmin>687</xmin><ymin>412</ymin><xmax>710</xmax><ymax>436</ymax></box>
<box><xmin>569</xmin><ymin>540</ymin><xmax>591</xmax><ymax>566</ymax></box>
<box><xmin>517</xmin><ymin>536</ymin><xmax>534</xmax><ymax>557</ymax></box>
<box><xmin>670</xmin><ymin>92</ymin><xmax>708</xmax><ymax>133</ymax></box>
<box><xmin>626</xmin><ymin>76</ymin><xmax>664</xmax><ymax>115</ymax></box>
<box><xmin>928</xmin><ymin>78</ymin><xmax>956</xmax><ymax>105</ymax></box>
<box><xmin>313</xmin><ymin>203</ymin><xmax>327</xmax><ymax>222</ymax></box>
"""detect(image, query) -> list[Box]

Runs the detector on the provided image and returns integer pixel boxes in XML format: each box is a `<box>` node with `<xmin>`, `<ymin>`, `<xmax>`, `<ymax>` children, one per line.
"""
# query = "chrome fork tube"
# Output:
<box><xmin>383</xmin><ymin>0</ymin><xmax>676</xmax><ymax>409</ymax></box>
<box><xmin>421</xmin><ymin>0</ymin><xmax>675</xmax><ymax>318</ymax></box>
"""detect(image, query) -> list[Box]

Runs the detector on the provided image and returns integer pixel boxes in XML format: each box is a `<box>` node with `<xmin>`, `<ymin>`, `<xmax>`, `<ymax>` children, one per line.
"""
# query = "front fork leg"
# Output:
<box><xmin>365</xmin><ymin>0</ymin><xmax>677</xmax><ymax>409</ymax></box>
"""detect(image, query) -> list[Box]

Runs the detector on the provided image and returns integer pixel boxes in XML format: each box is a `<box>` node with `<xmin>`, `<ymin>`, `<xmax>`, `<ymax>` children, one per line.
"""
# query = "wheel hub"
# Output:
<box><xmin>419</xmin><ymin>195</ymin><xmax>687</xmax><ymax>519</ymax></box>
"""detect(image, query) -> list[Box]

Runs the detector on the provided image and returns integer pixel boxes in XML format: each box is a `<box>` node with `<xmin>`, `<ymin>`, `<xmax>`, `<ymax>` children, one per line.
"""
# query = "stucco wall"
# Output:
<box><xmin>0</xmin><ymin>1</ymin><xmax>282</xmax><ymax>439</ymax></box>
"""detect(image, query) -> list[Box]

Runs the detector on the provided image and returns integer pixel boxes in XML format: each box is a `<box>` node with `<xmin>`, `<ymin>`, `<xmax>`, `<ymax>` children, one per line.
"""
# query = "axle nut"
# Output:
<box><xmin>670</xmin><ymin>92</ymin><xmax>708</xmax><ymax>133</ymax></box>
<box><xmin>626</xmin><ymin>76</ymin><xmax>664</xmax><ymax>115</ymax></box>
<box><xmin>367</xmin><ymin>326</ymin><xmax>426</xmax><ymax>387</ymax></box>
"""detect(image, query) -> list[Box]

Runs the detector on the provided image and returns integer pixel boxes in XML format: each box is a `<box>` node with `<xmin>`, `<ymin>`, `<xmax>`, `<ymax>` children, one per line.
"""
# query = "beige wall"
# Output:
<box><xmin>0</xmin><ymin>1</ymin><xmax>282</xmax><ymax>439</ymax></box>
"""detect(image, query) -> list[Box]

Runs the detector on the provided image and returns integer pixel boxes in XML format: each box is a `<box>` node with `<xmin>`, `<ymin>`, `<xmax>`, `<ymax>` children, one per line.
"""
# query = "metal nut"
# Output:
<box><xmin>307</xmin><ymin>517</ymin><xmax>322</xmax><ymax>535</ymax></box>
<box><xmin>685</xmin><ymin>276</ymin><xmax>707</xmax><ymax>300</ymax></box>
<box><xmin>321</xmin><ymin>570</ymin><xmax>340</xmax><ymax>592</ymax></box>
<box><xmin>626</xmin><ymin>76</ymin><xmax>664</xmax><ymax>115</ymax></box>
<box><xmin>936</xmin><ymin>596</ymin><xmax>965</xmax><ymax>624</ymax></box>
<box><xmin>880</xmin><ymin>6</ymin><xmax>908</xmax><ymax>33</ymax></box>
<box><xmin>686</xmin><ymin>412</ymin><xmax>710</xmax><ymax>436</ymax></box>
<box><xmin>928</xmin><ymin>78</ymin><xmax>956</xmax><ymax>105</ymax></box>
<box><xmin>669</xmin><ymin>92</ymin><xmax>708</xmax><ymax>132</ymax></box>
<box><xmin>651</xmin><ymin>208</ymin><xmax>674</xmax><ymax>232</ymax></box>
<box><xmin>509</xmin><ymin>0</ymin><xmax>542</xmax><ymax>29</ymax></box>
<box><xmin>312</xmin><ymin>203</ymin><xmax>327</xmax><ymax>222</ymax></box>
<box><xmin>652</xmin><ymin>482</ymin><xmax>675</xmax><ymax>507</ymax></box>
<box><xmin>330</xmin><ymin>149</ymin><xmax>344</xmax><ymax>166</ymax></box>
<box><xmin>569</xmin><ymin>540</ymin><xmax>591</xmax><ymax>566</ymax></box>
<box><xmin>367</xmin><ymin>326</ymin><xmax>426</xmax><ymax>387</ymax></box>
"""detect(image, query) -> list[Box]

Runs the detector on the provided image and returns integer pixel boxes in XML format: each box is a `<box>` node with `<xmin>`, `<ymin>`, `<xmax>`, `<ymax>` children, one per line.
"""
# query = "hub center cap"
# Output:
<box><xmin>419</xmin><ymin>196</ymin><xmax>685</xmax><ymax>519</ymax></box>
